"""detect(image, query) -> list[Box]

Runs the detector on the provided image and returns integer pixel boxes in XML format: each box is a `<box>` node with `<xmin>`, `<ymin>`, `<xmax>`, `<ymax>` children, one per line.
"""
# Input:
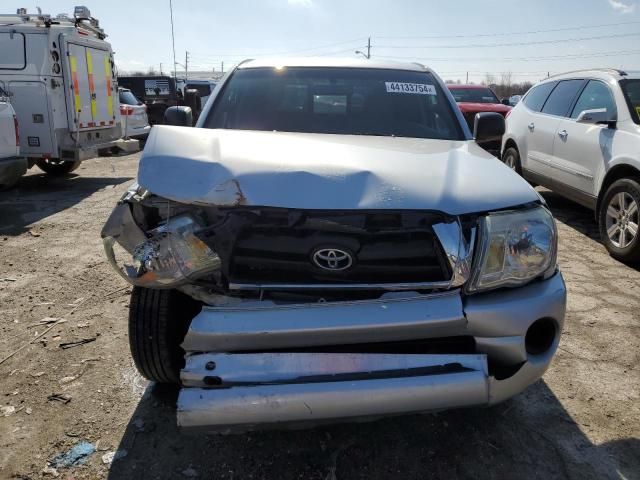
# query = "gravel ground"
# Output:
<box><xmin>0</xmin><ymin>153</ymin><xmax>638</xmax><ymax>480</ymax></box>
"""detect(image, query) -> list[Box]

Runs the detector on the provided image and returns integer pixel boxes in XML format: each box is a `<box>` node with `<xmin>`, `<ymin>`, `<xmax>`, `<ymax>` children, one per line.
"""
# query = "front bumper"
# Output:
<box><xmin>125</xmin><ymin>124</ymin><xmax>151</xmax><ymax>140</ymax></box>
<box><xmin>0</xmin><ymin>156</ymin><xmax>27</xmax><ymax>188</ymax></box>
<box><xmin>177</xmin><ymin>272</ymin><xmax>566</xmax><ymax>432</ymax></box>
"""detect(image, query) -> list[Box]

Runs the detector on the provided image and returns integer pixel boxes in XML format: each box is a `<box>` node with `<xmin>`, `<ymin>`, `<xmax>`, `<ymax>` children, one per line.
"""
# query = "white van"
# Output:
<box><xmin>0</xmin><ymin>6</ymin><xmax>131</xmax><ymax>176</ymax></box>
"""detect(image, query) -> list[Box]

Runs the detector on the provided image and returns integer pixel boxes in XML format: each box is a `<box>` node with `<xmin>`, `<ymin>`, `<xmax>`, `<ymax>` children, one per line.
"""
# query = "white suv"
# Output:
<box><xmin>0</xmin><ymin>95</ymin><xmax>26</xmax><ymax>190</ymax></box>
<box><xmin>502</xmin><ymin>69</ymin><xmax>640</xmax><ymax>262</ymax></box>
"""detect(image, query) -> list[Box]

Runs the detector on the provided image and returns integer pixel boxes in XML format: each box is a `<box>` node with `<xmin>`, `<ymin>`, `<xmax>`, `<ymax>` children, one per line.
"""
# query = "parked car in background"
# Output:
<box><xmin>448</xmin><ymin>84</ymin><xmax>512</xmax><ymax>155</ymax></box>
<box><xmin>118</xmin><ymin>88</ymin><xmax>151</xmax><ymax>140</ymax></box>
<box><xmin>177</xmin><ymin>79</ymin><xmax>217</xmax><ymax>106</ymax></box>
<box><xmin>0</xmin><ymin>6</ymin><xmax>126</xmax><ymax>176</ymax></box>
<box><xmin>0</xmin><ymin>95</ymin><xmax>26</xmax><ymax>189</ymax></box>
<box><xmin>502</xmin><ymin>69</ymin><xmax>640</xmax><ymax>262</ymax></box>
<box><xmin>509</xmin><ymin>94</ymin><xmax>522</xmax><ymax>106</ymax></box>
<box><xmin>117</xmin><ymin>75</ymin><xmax>180</xmax><ymax>125</ymax></box>
<box><xmin>102</xmin><ymin>58</ymin><xmax>565</xmax><ymax>432</ymax></box>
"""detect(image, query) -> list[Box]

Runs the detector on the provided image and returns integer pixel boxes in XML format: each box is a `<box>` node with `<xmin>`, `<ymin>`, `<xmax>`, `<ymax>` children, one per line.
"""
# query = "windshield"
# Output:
<box><xmin>119</xmin><ymin>90</ymin><xmax>142</xmax><ymax>105</ymax></box>
<box><xmin>205</xmin><ymin>67</ymin><xmax>464</xmax><ymax>140</ymax></box>
<box><xmin>620</xmin><ymin>79</ymin><xmax>640</xmax><ymax>124</ymax></box>
<box><xmin>449</xmin><ymin>87</ymin><xmax>500</xmax><ymax>104</ymax></box>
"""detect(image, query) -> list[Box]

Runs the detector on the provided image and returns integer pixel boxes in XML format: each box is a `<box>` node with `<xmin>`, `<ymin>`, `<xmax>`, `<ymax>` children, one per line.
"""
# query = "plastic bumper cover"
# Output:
<box><xmin>177</xmin><ymin>272</ymin><xmax>566</xmax><ymax>431</ymax></box>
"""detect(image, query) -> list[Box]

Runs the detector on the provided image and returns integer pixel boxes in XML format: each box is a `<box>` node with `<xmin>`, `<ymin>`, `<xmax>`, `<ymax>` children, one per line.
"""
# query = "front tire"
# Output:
<box><xmin>36</xmin><ymin>158</ymin><xmax>81</xmax><ymax>175</ymax></box>
<box><xmin>598</xmin><ymin>178</ymin><xmax>640</xmax><ymax>263</ymax></box>
<box><xmin>129</xmin><ymin>287</ymin><xmax>201</xmax><ymax>384</ymax></box>
<box><xmin>502</xmin><ymin>147</ymin><xmax>522</xmax><ymax>175</ymax></box>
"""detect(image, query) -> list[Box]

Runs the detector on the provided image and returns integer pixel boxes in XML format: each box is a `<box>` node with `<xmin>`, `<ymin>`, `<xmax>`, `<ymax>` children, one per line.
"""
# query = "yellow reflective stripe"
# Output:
<box><xmin>104</xmin><ymin>56</ymin><xmax>113</xmax><ymax>118</ymax></box>
<box><xmin>69</xmin><ymin>56</ymin><xmax>81</xmax><ymax>113</ymax></box>
<box><xmin>85</xmin><ymin>50</ymin><xmax>97</xmax><ymax>119</ymax></box>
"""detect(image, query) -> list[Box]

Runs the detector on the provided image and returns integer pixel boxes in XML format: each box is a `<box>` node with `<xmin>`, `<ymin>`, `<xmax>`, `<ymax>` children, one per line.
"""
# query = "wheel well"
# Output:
<box><xmin>597</xmin><ymin>164</ymin><xmax>640</xmax><ymax>214</ymax></box>
<box><xmin>503</xmin><ymin>139</ymin><xmax>518</xmax><ymax>157</ymax></box>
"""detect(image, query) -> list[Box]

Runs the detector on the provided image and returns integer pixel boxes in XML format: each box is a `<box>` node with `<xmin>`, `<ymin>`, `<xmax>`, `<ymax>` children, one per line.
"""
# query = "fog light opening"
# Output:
<box><xmin>203</xmin><ymin>376</ymin><xmax>222</xmax><ymax>386</ymax></box>
<box><xmin>525</xmin><ymin>318</ymin><xmax>556</xmax><ymax>355</ymax></box>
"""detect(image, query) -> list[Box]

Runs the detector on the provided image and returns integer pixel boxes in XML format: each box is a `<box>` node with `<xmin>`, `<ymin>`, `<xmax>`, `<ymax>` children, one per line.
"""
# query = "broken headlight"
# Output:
<box><xmin>467</xmin><ymin>206</ymin><xmax>557</xmax><ymax>293</ymax></box>
<box><xmin>103</xmin><ymin>211</ymin><xmax>221</xmax><ymax>288</ymax></box>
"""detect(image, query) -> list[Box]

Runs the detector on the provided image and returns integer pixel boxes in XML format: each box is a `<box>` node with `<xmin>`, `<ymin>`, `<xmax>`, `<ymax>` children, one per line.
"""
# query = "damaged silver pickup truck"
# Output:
<box><xmin>101</xmin><ymin>58</ymin><xmax>566</xmax><ymax>432</ymax></box>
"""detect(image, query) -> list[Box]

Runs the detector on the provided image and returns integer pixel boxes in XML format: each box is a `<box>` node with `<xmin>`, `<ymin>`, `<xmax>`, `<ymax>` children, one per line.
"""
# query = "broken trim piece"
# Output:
<box><xmin>181</xmin><ymin>352</ymin><xmax>488</xmax><ymax>388</ymax></box>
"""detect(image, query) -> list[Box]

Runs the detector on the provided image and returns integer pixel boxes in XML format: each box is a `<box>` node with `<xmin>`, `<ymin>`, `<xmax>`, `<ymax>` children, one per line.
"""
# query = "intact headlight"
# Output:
<box><xmin>467</xmin><ymin>206</ymin><xmax>557</xmax><ymax>293</ymax></box>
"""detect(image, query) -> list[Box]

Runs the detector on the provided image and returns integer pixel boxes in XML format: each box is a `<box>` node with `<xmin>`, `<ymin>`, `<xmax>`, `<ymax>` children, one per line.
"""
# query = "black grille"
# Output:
<box><xmin>224</xmin><ymin>209</ymin><xmax>451</xmax><ymax>286</ymax></box>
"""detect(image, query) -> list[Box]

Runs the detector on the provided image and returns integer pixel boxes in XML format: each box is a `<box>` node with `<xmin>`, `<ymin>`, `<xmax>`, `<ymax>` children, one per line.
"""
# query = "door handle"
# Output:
<box><xmin>558</xmin><ymin>129</ymin><xmax>568</xmax><ymax>140</ymax></box>
<box><xmin>527</xmin><ymin>122</ymin><xmax>535</xmax><ymax>132</ymax></box>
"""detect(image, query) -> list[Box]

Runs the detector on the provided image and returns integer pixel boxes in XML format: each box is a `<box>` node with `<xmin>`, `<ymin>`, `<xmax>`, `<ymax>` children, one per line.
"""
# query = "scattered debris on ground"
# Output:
<box><xmin>59</xmin><ymin>337</ymin><xmax>96</xmax><ymax>350</ymax></box>
<box><xmin>47</xmin><ymin>394</ymin><xmax>72</xmax><ymax>404</ymax></box>
<box><xmin>49</xmin><ymin>441</ymin><xmax>96</xmax><ymax>468</ymax></box>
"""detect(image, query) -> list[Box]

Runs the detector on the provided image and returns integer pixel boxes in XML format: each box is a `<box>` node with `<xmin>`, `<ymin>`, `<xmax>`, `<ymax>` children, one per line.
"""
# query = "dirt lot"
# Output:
<box><xmin>0</xmin><ymin>153</ymin><xmax>638</xmax><ymax>480</ymax></box>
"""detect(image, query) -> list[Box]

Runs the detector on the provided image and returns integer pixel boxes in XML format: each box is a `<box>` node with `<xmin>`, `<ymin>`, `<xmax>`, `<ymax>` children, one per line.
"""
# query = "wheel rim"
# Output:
<box><xmin>605</xmin><ymin>192</ymin><xmax>639</xmax><ymax>248</ymax></box>
<box><xmin>504</xmin><ymin>153</ymin><xmax>516</xmax><ymax>170</ymax></box>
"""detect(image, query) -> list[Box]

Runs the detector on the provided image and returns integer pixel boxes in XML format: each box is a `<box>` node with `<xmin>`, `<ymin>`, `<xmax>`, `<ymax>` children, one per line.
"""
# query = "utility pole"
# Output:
<box><xmin>466</xmin><ymin>71</ymin><xmax>469</xmax><ymax>83</ymax></box>
<box><xmin>355</xmin><ymin>38</ymin><xmax>371</xmax><ymax>60</ymax></box>
<box><xmin>221</xmin><ymin>61</ymin><xmax>224</xmax><ymax>73</ymax></box>
<box><xmin>169</xmin><ymin>0</ymin><xmax>177</xmax><ymax>82</ymax></box>
<box><xmin>185</xmin><ymin>51</ymin><xmax>189</xmax><ymax>80</ymax></box>
<box><xmin>159</xmin><ymin>62</ymin><xmax>163</xmax><ymax>75</ymax></box>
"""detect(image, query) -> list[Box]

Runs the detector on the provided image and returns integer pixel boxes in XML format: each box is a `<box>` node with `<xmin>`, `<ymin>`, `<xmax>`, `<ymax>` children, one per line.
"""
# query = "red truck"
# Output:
<box><xmin>448</xmin><ymin>84</ymin><xmax>511</xmax><ymax>155</ymax></box>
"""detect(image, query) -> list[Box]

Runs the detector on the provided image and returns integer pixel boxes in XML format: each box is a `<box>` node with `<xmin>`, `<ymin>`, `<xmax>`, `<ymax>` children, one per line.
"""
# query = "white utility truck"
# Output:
<box><xmin>0</xmin><ymin>6</ymin><xmax>133</xmax><ymax>176</ymax></box>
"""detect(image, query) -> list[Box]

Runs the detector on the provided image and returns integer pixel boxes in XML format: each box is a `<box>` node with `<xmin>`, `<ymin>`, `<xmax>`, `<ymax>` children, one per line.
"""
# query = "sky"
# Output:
<box><xmin>14</xmin><ymin>0</ymin><xmax>640</xmax><ymax>83</ymax></box>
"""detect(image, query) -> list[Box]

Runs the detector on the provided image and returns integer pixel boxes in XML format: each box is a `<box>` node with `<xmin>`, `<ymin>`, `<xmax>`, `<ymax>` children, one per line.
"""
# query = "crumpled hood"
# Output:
<box><xmin>137</xmin><ymin>126</ymin><xmax>538</xmax><ymax>215</ymax></box>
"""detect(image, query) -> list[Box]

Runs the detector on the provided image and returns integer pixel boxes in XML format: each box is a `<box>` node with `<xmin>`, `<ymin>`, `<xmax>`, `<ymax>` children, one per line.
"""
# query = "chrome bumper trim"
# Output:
<box><xmin>178</xmin><ymin>368</ymin><xmax>489</xmax><ymax>431</ymax></box>
<box><xmin>181</xmin><ymin>290</ymin><xmax>467</xmax><ymax>352</ymax></box>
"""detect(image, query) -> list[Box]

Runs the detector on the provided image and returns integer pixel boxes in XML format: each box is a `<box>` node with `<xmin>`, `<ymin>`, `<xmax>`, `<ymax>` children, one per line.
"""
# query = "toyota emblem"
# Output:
<box><xmin>312</xmin><ymin>248</ymin><xmax>353</xmax><ymax>271</ymax></box>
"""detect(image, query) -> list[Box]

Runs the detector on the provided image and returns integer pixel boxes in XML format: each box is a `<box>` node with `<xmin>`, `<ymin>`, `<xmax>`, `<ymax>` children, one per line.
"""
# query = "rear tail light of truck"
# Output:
<box><xmin>13</xmin><ymin>114</ymin><xmax>19</xmax><ymax>146</ymax></box>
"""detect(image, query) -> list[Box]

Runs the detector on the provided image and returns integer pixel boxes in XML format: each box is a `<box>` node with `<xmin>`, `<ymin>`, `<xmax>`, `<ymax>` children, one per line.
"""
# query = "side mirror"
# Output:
<box><xmin>184</xmin><ymin>88</ymin><xmax>202</xmax><ymax>114</ymax></box>
<box><xmin>474</xmin><ymin>112</ymin><xmax>505</xmax><ymax>144</ymax></box>
<box><xmin>164</xmin><ymin>106</ymin><xmax>193</xmax><ymax>126</ymax></box>
<box><xmin>576</xmin><ymin>108</ymin><xmax>616</xmax><ymax>125</ymax></box>
<box><xmin>501</xmin><ymin>98</ymin><xmax>510</xmax><ymax>106</ymax></box>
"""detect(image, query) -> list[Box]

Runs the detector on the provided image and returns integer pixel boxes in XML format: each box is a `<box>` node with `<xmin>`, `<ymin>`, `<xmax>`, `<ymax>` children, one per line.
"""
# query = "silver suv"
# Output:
<box><xmin>102</xmin><ymin>58</ymin><xmax>566</xmax><ymax>431</ymax></box>
<box><xmin>502</xmin><ymin>69</ymin><xmax>640</xmax><ymax>262</ymax></box>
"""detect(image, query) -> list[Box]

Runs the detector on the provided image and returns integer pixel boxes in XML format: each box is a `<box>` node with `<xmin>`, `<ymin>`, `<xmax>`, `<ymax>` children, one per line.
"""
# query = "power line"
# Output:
<box><xmin>373</xmin><ymin>48</ymin><xmax>640</xmax><ymax>62</ymax></box>
<box><xmin>375</xmin><ymin>20</ymin><xmax>640</xmax><ymax>40</ymax></box>
<box><xmin>375</xmin><ymin>31</ymin><xmax>640</xmax><ymax>50</ymax></box>
<box><xmin>188</xmin><ymin>37</ymin><xmax>368</xmax><ymax>59</ymax></box>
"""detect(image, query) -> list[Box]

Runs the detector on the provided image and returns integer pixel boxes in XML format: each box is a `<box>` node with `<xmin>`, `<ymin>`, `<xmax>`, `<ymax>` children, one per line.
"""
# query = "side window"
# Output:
<box><xmin>541</xmin><ymin>80</ymin><xmax>585</xmax><ymax>117</ymax></box>
<box><xmin>570</xmin><ymin>80</ymin><xmax>616</xmax><ymax>119</ymax></box>
<box><xmin>523</xmin><ymin>82</ymin><xmax>556</xmax><ymax>112</ymax></box>
<box><xmin>0</xmin><ymin>32</ymin><xmax>26</xmax><ymax>70</ymax></box>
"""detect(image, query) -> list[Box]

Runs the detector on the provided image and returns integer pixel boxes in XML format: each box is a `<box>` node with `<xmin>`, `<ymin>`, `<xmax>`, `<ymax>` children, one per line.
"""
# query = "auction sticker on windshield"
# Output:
<box><xmin>385</xmin><ymin>82</ymin><xmax>436</xmax><ymax>95</ymax></box>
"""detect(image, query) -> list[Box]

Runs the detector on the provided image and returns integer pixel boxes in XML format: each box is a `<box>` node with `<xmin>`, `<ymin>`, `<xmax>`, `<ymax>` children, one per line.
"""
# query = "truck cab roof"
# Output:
<box><xmin>237</xmin><ymin>57</ymin><xmax>431</xmax><ymax>73</ymax></box>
